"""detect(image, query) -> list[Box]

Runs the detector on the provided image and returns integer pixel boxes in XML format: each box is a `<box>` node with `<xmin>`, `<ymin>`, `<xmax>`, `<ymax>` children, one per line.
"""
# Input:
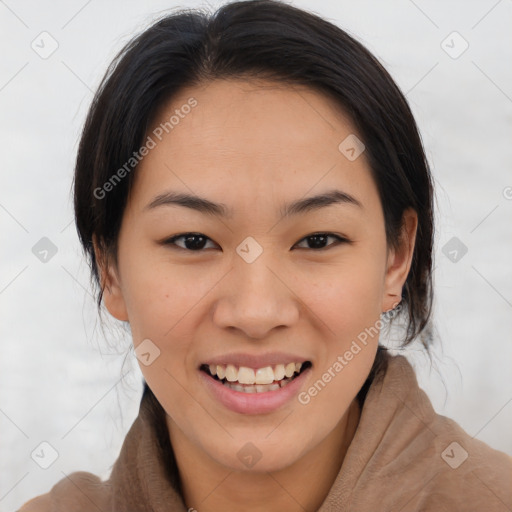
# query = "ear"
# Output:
<box><xmin>382</xmin><ymin>208</ymin><xmax>418</xmax><ymax>313</ymax></box>
<box><xmin>92</xmin><ymin>235</ymin><xmax>129</xmax><ymax>322</ymax></box>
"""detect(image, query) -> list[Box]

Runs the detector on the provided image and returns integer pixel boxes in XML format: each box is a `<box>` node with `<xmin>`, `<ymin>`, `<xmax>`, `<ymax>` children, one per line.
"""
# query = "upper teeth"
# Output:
<box><xmin>208</xmin><ymin>362</ymin><xmax>303</xmax><ymax>385</ymax></box>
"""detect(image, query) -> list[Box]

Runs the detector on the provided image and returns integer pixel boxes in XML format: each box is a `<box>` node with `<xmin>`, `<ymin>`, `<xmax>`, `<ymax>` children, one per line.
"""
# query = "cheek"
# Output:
<box><xmin>119</xmin><ymin>249</ymin><xmax>203</xmax><ymax>338</ymax></box>
<box><xmin>293</xmin><ymin>249</ymin><xmax>385</xmax><ymax>396</ymax></box>
<box><xmin>293</xmin><ymin>262</ymin><xmax>382</xmax><ymax>442</ymax></box>
<box><xmin>115</xmin><ymin>250</ymin><xmax>198</xmax><ymax>390</ymax></box>
<box><xmin>118</xmin><ymin>254</ymin><xmax>210</xmax><ymax>426</ymax></box>
<box><xmin>298</xmin><ymin>253</ymin><xmax>386</xmax><ymax>339</ymax></box>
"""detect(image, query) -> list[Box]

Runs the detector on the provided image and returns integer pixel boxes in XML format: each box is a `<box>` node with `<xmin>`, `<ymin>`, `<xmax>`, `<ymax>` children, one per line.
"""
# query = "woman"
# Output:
<box><xmin>19</xmin><ymin>0</ymin><xmax>512</xmax><ymax>510</ymax></box>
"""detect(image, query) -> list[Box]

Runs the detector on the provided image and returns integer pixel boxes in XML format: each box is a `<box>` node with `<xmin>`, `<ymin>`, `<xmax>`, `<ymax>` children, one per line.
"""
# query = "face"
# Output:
<box><xmin>99</xmin><ymin>78</ymin><xmax>416</xmax><ymax>474</ymax></box>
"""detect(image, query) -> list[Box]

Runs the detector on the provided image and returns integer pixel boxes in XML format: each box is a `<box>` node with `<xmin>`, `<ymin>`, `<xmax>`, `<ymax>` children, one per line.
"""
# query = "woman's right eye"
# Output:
<box><xmin>163</xmin><ymin>233</ymin><xmax>218</xmax><ymax>251</ymax></box>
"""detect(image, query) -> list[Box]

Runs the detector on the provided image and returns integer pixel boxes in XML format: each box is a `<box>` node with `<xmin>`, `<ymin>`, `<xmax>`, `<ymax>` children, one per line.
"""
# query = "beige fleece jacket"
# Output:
<box><xmin>18</xmin><ymin>354</ymin><xmax>512</xmax><ymax>511</ymax></box>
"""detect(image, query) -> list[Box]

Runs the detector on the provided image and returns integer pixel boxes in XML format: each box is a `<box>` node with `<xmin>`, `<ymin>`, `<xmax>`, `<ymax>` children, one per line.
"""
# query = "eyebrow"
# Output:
<box><xmin>144</xmin><ymin>189</ymin><xmax>362</xmax><ymax>219</ymax></box>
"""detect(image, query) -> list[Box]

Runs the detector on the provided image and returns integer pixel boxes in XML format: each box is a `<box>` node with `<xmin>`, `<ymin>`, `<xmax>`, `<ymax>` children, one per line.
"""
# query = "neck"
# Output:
<box><xmin>167</xmin><ymin>399</ymin><xmax>360</xmax><ymax>512</ymax></box>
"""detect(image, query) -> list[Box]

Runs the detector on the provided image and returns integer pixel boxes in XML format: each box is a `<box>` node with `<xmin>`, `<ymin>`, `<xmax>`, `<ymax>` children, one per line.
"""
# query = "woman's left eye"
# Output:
<box><xmin>162</xmin><ymin>232</ymin><xmax>348</xmax><ymax>252</ymax></box>
<box><xmin>294</xmin><ymin>233</ymin><xmax>348</xmax><ymax>250</ymax></box>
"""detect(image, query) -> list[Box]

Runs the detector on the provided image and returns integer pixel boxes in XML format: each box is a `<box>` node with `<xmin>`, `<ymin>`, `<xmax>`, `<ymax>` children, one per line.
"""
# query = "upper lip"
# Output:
<box><xmin>201</xmin><ymin>352</ymin><xmax>311</xmax><ymax>369</ymax></box>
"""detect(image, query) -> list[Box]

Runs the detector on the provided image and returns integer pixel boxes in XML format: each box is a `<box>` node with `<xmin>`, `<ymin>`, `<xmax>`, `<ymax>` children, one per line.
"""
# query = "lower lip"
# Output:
<box><xmin>199</xmin><ymin>367</ymin><xmax>311</xmax><ymax>415</ymax></box>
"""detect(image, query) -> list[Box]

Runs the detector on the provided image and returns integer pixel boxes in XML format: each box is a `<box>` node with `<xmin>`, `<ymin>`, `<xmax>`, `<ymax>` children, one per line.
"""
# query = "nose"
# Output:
<box><xmin>212</xmin><ymin>256</ymin><xmax>300</xmax><ymax>340</ymax></box>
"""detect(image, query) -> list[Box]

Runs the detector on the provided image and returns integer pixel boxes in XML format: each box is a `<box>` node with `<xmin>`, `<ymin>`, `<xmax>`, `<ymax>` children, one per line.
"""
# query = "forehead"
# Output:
<box><xmin>131</xmin><ymin>78</ymin><xmax>378</xmax><ymax>216</ymax></box>
<box><xmin>151</xmin><ymin>78</ymin><xmax>356</xmax><ymax>159</ymax></box>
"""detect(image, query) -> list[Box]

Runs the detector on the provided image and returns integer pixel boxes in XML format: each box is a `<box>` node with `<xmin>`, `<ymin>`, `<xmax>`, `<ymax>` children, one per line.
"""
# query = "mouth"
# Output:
<box><xmin>199</xmin><ymin>361</ymin><xmax>312</xmax><ymax>394</ymax></box>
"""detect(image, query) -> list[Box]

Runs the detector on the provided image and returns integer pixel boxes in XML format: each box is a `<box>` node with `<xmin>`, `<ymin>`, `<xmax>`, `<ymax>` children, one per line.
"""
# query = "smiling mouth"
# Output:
<box><xmin>199</xmin><ymin>361</ymin><xmax>312</xmax><ymax>393</ymax></box>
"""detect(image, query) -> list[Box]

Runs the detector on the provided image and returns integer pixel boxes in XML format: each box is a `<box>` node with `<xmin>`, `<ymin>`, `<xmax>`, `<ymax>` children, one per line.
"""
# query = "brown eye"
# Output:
<box><xmin>164</xmin><ymin>233</ymin><xmax>218</xmax><ymax>251</ymax></box>
<box><xmin>294</xmin><ymin>233</ymin><xmax>348</xmax><ymax>250</ymax></box>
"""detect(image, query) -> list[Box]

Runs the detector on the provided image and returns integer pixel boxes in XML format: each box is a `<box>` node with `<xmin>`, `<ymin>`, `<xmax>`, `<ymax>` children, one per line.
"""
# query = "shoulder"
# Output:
<box><xmin>17</xmin><ymin>471</ymin><xmax>111</xmax><ymax>512</ymax></box>
<box><xmin>394</xmin><ymin>356</ymin><xmax>512</xmax><ymax>510</ymax></box>
<box><xmin>364</xmin><ymin>355</ymin><xmax>512</xmax><ymax>511</ymax></box>
<box><xmin>420</xmin><ymin>412</ymin><xmax>512</xmax><ymax>510</ymax></box>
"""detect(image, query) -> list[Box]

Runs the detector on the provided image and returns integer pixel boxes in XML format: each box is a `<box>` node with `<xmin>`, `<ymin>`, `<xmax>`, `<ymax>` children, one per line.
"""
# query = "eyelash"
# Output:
<box><xmin>162</xmin><ymin>232</ymin><xmax>350</xmax><ymax>252</ymax></box>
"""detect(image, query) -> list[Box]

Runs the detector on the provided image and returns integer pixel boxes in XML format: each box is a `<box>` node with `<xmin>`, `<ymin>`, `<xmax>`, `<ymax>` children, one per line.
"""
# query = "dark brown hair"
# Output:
<box><xmin>73</xmin><ymin>0</ymin><xmax>434</xmax><ymax>426</ymax></box>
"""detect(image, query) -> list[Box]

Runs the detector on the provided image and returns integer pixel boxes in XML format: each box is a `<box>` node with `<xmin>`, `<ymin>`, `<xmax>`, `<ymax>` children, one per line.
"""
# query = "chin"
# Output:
<box><xmin>204</xmin><ymin>433</ymin><xmax>312</xmax><ymax>474</ymax></box>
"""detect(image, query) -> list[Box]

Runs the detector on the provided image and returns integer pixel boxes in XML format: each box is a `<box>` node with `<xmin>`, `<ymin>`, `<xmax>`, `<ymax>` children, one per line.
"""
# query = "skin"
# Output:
<box><xmin>95</xmin><ymin>78</ymin><xmax>417</xmax><ymax>512</ymax></box>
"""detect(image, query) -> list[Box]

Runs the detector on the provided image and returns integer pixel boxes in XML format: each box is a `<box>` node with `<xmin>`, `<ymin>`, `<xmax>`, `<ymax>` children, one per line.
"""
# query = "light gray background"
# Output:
<box><xmin>1</xmin><ymin>0</ymin><xmax>511</xmax><ymax>510</ymax></box>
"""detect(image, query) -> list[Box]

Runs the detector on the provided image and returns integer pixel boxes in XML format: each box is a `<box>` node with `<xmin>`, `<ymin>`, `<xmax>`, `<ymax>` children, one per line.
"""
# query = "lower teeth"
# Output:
<box><xmin>222</xmin><ymin>376</ymin><xmax>294</xmax><ymax>393</ymax></box>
